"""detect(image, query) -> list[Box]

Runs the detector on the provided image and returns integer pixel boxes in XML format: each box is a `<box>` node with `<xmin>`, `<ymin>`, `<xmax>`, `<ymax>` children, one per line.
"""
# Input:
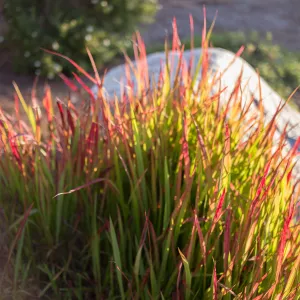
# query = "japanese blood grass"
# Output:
<box><xmin>1</xmin><ymin>14</ymin><xmax>300</xmax><ymax>299</ymax></box>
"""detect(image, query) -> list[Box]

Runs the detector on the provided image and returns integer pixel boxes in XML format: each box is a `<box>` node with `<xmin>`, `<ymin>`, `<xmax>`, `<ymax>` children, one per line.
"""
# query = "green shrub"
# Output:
<box><xmin>3</xmin><ymin>0</ymin><xmax>157</xmax><ymax>78</ymax></box>
<box><xmin>1</xmin><ymin>21</ymin><xmax>300</xmax><ymax>299</ymax></box>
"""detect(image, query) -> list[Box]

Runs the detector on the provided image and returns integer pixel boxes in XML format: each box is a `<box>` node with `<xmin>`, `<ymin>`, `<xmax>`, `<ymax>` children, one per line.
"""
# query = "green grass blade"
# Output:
<box><xmin>178</xmin><ymin>248</ymin><xmax>192</xmax><ymax>300</ymax></box>
<box><xmin>163</xmin><ymin>157</ymin><xmax>171</xmax><ymax>231</ymax></box>
<box><xmin>109</xmin><ymin>218</ymin><xmax>125</xmax><ymax>299</ymax></box>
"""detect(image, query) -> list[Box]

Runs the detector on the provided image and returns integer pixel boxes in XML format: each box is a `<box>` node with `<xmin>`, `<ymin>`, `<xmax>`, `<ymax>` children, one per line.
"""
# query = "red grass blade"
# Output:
<box><xmin>194</xmin><ymin>212</ymin><xmax>207</xmax><ymax>266</ymax></box>
<box><xmin>42</xmin><ymin>48</ymin><xmax>97</xmax><ymax>84</ymax></box>
<box><xmin>248</xmin><ymin>273</ymin><xmax>268</xmax><ymax>299</ymax></box>
<box><xmin>202</xmin><ymin>6</ymin><xmax>207</xmax><ymax>49</ymax></box>
<box><xmin>9</xmin><ymin>136</ymin><xmax>21</xmax><ymax>168</ymax></box>
<box><xmin>248</xmin><ymin>161</ymin><xmax>272</xmax><ymax>218</ymax></box>
<box><xmin>214</xmin><ymin>189</ymin><xmax>226</xmax><ymax>223</ymax></box>
<box><xmin>189</xmin><ymin>14</ymin><xmax>194</xmax><ymax>51</ymax></box>
<box><xmin>172</xmin><ymin>17</ymin><xmax>181</xmax><ymax>52</ymax></box>
<box><xmin>56</xmin><ymin>101</ymin><xmax>66</xmax><ymax>129</ymax></box>
<box><xmin>59</xmin><ymin>74</ymin><xmax>78</xmax><ymax>92</ymax></box>
<box><xmin>72</xmin><ymin>72</ymin><xmax>96</xmax><ymax>103</ymax></box>
<box><xmin>213</xmin><ymin>262</ymin><xmax>218</xmax><ymax>300</ymax></box>
<box><xmin>86</xmin><ymin>122</ymin><xmax>99</xmax><ymax>158</ymax></box>
<box><xmin>276</xmin><ymin>201</ymin><xmax>294</xmax><ymax>283</ymax></box>
<box><xmin>53</xmin><ymin>177</ymin><xmax>118</xmax><ymax>198</ymax></box>
<box><xmin>67</xmin><ymin>109</ymin><xmax>75</xmax><ymax>135</ymax></box>
<box><xmin>43</xmin><ymin>85</ymin><xmax>53</xmax><ymax>122</ymax></box>
<box><xmin>14</xmin><ymin>93</ymin><xmax>21</xmax><ymax>130</ymax></box>
<box><xmin>235</xmin><ymin>45</ymin><xmax>245</xmax><ymax>58</ymax></box>
<box><xmin>291</xmin><ymin>137</ymin><xmax>300</xmax><ymax>157</ymax></box>
<box><xmin>86</xmin><ymin>47</ymin><xmax>102</xmax><ymax>86</ymax></box>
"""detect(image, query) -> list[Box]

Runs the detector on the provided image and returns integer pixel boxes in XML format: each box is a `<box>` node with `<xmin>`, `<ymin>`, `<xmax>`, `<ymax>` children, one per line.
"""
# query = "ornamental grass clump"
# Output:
<box><xmin>0</xmin><ymin>13</ymin><xmax>300</xmax><ymax>299</ymax></box>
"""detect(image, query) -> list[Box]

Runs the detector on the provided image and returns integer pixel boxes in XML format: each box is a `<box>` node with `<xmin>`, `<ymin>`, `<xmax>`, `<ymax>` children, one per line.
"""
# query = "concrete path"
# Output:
<box><xmin>142</xmin><ymin>0</ymin><xmax>300</xmax><ymax>51</ymax></box>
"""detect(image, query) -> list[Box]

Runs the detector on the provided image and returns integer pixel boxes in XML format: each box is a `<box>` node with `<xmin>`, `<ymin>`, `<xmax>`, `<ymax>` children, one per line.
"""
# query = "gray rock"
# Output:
<box><xmin>92</xmin><ymin>48</ymin><xmax>300</xmax><ymax>178</ymax></box>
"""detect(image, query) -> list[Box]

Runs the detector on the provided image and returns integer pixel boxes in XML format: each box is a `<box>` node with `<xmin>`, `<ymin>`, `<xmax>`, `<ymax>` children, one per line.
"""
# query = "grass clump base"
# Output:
<box><xmin>0</xmin><ymin>13</ymin><xmax>300</xmax><ymax>299</ymax></box>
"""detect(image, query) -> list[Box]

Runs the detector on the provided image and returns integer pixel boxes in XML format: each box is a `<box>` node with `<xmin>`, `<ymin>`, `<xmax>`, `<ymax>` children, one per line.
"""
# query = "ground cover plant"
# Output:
<box><xmin>1</xmin><ymin>13</ymin><xmax>300</xmax><ymax>299</ymax></box>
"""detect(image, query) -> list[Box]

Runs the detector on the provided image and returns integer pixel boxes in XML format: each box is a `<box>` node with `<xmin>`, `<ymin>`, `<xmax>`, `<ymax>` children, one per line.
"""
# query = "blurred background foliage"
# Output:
<box><xmin>3</xmin><ymin>0</ymin><xmax>158</xmax><ymax>78</ymax></box>
<box><xmin>2</xmin><ymin>1</ymin><xmax>300</xmax><ymax>103</ymax></box>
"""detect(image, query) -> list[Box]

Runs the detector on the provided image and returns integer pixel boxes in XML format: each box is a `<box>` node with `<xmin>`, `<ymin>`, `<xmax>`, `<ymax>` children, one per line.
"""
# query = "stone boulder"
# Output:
<box><xmin>92</xmin><ymin>48</ymin><xmax>300</xmax><ymax>179</ymax></box>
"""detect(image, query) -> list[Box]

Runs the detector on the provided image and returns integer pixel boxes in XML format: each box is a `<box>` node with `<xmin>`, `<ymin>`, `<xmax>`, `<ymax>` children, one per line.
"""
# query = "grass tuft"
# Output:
<box><xmin>0</xmin><ymin>12</ymin><xmax>300</xmax><ymax>299</ymax></box>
